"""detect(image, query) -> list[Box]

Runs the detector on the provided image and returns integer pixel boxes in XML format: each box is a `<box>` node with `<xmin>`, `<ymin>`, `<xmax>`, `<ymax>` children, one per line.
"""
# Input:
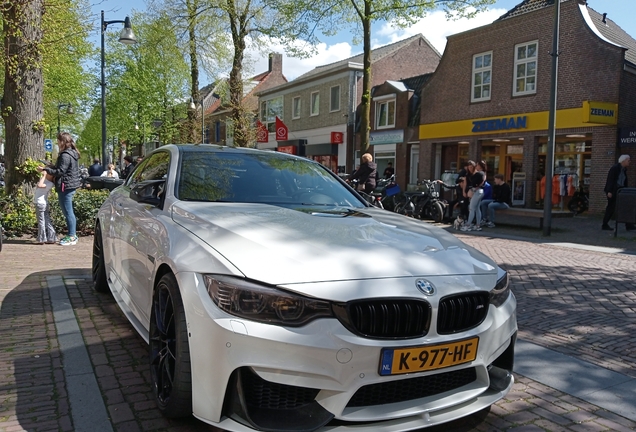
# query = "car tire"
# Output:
<box><xmin>92</xmin><ymin>221</ymin><xmax>109</xmax><ymax>293</ymax></box>
<box><xmin>149</xmin><ymin>273</ymin><xmax>192</xmax><ymax>418</ymax></box>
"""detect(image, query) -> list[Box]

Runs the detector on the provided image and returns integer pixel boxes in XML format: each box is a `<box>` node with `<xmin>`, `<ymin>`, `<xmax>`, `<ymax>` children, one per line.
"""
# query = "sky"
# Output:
<box><xmin>91</xmin><ymin>0</ymin><xmax>636</xmax><ymax>84</ymax></box>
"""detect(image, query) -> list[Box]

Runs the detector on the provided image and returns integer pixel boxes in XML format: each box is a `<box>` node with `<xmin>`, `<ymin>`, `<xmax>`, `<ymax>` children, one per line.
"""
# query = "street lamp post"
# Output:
<box><xmin>101</xmin><ymin>10</ymin><xmax>137</xmax><ymax>167</ymax></box>
<box><xmin>57</xmin><ymin>103</ymin><xmax>73</xmax><ymax>135</ymax></box>
<box><xmin>189</xmin><ymin>98</ymin><xmax>205</xmax><ymax>144</ymax></box>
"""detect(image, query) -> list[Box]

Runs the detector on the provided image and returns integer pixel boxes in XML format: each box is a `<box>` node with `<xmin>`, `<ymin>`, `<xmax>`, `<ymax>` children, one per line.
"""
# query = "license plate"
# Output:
<box><xmin>379</xmin><ymin>337</ymin><xmax>479</xmax><ymax>376</ymax></box>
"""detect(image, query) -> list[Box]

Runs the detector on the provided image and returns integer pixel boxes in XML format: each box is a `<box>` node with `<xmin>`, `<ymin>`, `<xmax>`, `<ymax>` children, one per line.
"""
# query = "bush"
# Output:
<box><xmin>0</xmin><ymin>187</ymin><xmax>110</xmax><ymax>237</ymax></box>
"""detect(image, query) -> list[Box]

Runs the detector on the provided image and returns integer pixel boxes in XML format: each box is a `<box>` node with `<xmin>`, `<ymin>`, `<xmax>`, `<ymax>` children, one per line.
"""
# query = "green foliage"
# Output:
<box><xmin>0</xmin><ymin>187</ymin><xmax>110</xmax><ymax>237</ymax></box>
<box><xmin>14</xmin><ymin>158</ymin><xmax>46</xmax><ymax>184</ymax></box>
<box><xmin>0</xmin><ymin>189</ymin><xmax>37</xmax><ymax>237</ymax></box>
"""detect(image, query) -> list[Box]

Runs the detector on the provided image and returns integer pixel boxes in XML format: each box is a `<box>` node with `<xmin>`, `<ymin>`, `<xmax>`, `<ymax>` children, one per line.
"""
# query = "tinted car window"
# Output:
<box><xmin>128</xmin><ymin>152</ymin><xmax>170</xmax><ymax>188</ymax></box>
<box><xmin>177</xmin><ymin>151</ymin><xmax>363</xmax><ymax>208</ymax></box>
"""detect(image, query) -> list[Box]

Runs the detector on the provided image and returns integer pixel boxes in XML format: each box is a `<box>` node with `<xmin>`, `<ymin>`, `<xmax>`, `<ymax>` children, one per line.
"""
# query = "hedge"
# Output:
<box><xmin>0</xmin><ymin>187</ymin><xmax>111</xmax><ymax>238</ymax></box>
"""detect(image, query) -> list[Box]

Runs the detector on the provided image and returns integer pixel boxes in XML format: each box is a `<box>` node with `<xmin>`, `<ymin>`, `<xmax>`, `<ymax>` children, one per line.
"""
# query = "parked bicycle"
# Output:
<box><xmin>350</xmin><ymin>179</ymin><xmax>384</xmax><ymax>209</ymax></box>
<box><xmin>393</xmin><ymin>179</ymin><xmax>445</xmax><ymax>222</ymax></box>
<box><xmin>372</xmin><ymin>175</ymin><xmax>401</xmax><ymax>211</ymax></box>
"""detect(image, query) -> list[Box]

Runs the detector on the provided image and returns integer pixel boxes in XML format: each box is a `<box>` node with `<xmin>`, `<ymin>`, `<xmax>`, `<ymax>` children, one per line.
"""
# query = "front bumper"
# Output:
<box><xmin>177</xmin><ymin>272</ymin><xmax>517</xmax><ymax>432</ymax></box>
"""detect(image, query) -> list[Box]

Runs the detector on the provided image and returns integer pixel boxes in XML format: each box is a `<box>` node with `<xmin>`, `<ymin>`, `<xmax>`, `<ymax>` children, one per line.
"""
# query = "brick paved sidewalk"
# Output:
<box><xmin>2</xmin><ymin>235</ymin><xmax>636</xmax><ymax>431</ymax></box>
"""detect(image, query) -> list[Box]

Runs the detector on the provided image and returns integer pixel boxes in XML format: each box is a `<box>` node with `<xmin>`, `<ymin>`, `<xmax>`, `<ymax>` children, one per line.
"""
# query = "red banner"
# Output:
<box><xmin>331</xmin><ymin>131</ymin><xmax>344</xmax><ymax>144</ymax></box>
<box><xmin>275</xmin><ymin>116</ymin><xmax>288</xmax><ymax>141</ymax></box>
<box><xmin>256</xmin><ymin>120</ymin><xmax>268</xmax><ymax>143</ymax></box>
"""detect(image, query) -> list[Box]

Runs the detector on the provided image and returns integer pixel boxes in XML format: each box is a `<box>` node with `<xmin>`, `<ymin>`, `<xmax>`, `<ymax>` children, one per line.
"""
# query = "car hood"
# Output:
<box><xmin>172</xmin><ymin>203</ymin><xmax>497</xmax><ymax>285</ymax></box>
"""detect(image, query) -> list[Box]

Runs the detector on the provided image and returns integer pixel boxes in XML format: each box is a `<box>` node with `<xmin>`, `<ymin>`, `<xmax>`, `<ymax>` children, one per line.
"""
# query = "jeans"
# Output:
<box><xmin>58</xmin><ymin>189</ymin><xmax>77</xmax><ymax>237</ymax></box>
<box><xmin>479</xmin><ymin>199</ymin><xmax>494</xmax><ymax>221</ymax></box>
<box><xmin>488</xmin><ymin>201</ymin><xmax>509</xmax><ymax>223</ymax></box>
<box><xmin>467</xmin><ymin>188</ymin><xmax>484</xmax><ymax>226</ymax></box>
<box><xmin>35</xmin><ymin>202</ymin><xmax>56</xmax><ymax>242</ymax></box>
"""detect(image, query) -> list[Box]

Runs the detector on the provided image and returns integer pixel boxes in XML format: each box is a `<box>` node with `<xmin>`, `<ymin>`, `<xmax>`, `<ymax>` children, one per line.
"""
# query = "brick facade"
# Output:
<box><xmin>418</xmin><ymin>0</ymin><xmax>636</xmax><ymax>214</ymax></box>
<box><xmin>258</xmin><ymin>35</ymin><xmax>441</xmax><ymax>174</ymax></box>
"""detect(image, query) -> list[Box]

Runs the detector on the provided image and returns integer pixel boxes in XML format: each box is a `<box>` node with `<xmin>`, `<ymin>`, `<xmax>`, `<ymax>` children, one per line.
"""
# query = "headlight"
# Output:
<box><xmin>489</xmin><ymin>269</ymin><xmax>510</xmax><ymax>307</ymax></box>
<box><xmin>203</xmin><ymin>275</ymin><xmax>334</xmax><ymax>326</ymax></box>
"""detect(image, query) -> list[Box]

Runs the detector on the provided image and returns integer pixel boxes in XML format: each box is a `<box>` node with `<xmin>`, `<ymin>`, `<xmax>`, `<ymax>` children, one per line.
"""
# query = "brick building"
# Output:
<box><xmin>366</xmin><ymin>74</ymin><xmax>432</xmax><ymax>188</ymax></box>
<box><xmin>206</xmin><ymin>53</ymin><xmax>287</xmax><ymax>145</ymax></box>
<box><xmin>418</xmin><ymin>0</ymin><xmax>636</xmax><ymax>213</ymax></box>
<box><xmin>257</xmin><ymin>34</ymin><xmax>440</xmax><ymax>174</ymax></box>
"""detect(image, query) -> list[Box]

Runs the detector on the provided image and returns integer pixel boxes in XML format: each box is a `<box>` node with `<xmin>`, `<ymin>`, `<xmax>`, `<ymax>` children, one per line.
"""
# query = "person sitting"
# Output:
<box><xmin>484</xmin><ymin>174</ymin><xmax>511</xmax><ymax>228</ymax></box>
<box><xmin>101</xmin><ymin>163</ymin><xmax>119</xmax><ymax>179</ymax></box>
<box><xmin>88</xmin><ymin>158</ymin><xmax>104</xmax><ymax>177</ymax></box>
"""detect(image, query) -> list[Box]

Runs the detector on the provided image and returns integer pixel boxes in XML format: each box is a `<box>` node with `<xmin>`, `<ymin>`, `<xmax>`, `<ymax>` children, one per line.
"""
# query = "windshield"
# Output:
<box><xmin>176</xmin><ymin>150</ymin><xmax>365</xmax><ymax>208</ymax></box>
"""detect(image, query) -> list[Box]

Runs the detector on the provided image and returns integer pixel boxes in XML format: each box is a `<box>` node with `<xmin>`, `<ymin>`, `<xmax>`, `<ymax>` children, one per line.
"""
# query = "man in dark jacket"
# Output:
<box><xmin>121</xmin><ymin>155</ymin><xmax>136</xmax><ymax>179</ymax></box>
<box><xmin>483</xmin><ymin>174</ymin><xmax>511</xmax><ymax>228</ymax></box>
<box><xmin>349</xmin><ymin>153</ymin><xmax>377</xmax><ymax>193</ymax></box>
<box><xmin>88</xmin><ymin>158</ymin><xmax>104</xmax><ymax>177</ymax></box>
<box><xmin>602</xmin><ymin>154</ymin><xmax>633</xmax><ymax>231</ymax></box>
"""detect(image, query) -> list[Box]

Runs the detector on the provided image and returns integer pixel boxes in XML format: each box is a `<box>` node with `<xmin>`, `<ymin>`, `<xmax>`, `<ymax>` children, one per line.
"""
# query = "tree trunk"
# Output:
<box><xmin>186</xmin><ymin>0</ymin><xmax>200</xmax><ymax>143</ymax></box>
<box><xmin>359</xmin><ymin>1</ymin><xmax>372</xmax><ymax>155</ymax></box>
<box><xmin>227</xmin><ymin>4</ymin><xmax>249</xmax><ymax>147</ymax></box>
<box><xmin>2</xmin><ymin>0</ymin><xmax>45</xmax><ymax>193</ymax></box>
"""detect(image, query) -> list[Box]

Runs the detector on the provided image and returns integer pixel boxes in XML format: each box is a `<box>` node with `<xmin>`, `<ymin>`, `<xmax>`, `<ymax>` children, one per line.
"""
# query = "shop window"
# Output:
<box><xmin>260</xmin><ymin>97</ymin><xmax>283</xmax><ymax>132</ymax></box>
<box><xmin>513</xmin><ymin>41</ymin><xmax>538</xmax><ymax>96</ymax></box>
<box><xmin>310</xmin><ymin>91</ymin><xmax>320</xmax><ymax>116</ymax></box>
<box><xmin>330</xmin><ymin>85</ymin><xmax>340</xmax><ymax>112</ymax></box>
<box><xmin>471</xmin><ymin>51</ymin><xmax>492</xmax><ymax>102</ymax></box>
<box><xmin>292</xmin><ymin>96</ymin><xmax>301</xmax><ymax>119</ymax></box>
<box><xmin>376</xmin><ymin>99</ymin><xmax>395</xmax><ymax>129</ymax></box>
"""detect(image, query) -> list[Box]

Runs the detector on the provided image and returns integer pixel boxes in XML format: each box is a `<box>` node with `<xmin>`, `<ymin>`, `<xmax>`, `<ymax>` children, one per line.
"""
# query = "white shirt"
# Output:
<box><xmin>101</xmin><ymin>170</ymin><xmax>119</xmax><ymax>179</ymax></box>
<box><xmin>34</xmin><ymin>179</ymin><xmax>54</xmax><ymax>206</ymax></box>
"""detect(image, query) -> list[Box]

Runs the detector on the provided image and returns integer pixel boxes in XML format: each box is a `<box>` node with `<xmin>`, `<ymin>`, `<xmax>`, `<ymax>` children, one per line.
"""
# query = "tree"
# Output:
<box><xmin>2</xmin><ymin>0</ymin><xmax>45</xmax><ymax>192</ymax></box>
<box><xmin>1</xmin><ymin>0</ymin><xmax>92</xmax><ymax>192</ymax></box>
<box><xmin>148</xmin><ymin>0</ymin><xmax>231</xmax><ymax>143</ymax></box>
<box><xmin>104</xmin><ymin>11</ymin><xmax>191</xmax><ymax>154</ymax></box>
<box><xmin>287</xmin><ymin>0</ymin><xmax>495</xmax><ymax>154</ymax></box>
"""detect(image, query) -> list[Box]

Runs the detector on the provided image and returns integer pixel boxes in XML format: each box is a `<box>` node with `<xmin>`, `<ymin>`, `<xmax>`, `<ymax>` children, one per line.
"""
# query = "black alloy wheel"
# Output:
<box><xmin>149</xmin><ymin>273</ymin><xmax>192</xmax><ymax>418</ymax></box>
<box><xmin>92</xmin><ymin>221</ymin><xmax>109</xmax><ymax>293</ymax></box>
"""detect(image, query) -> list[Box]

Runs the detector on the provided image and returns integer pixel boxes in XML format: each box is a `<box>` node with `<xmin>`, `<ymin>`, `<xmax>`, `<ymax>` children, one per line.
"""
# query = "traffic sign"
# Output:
<box><xmin>44</xmin><ymin>139</ymin><xmax>53</xmax><ymax>152</ymax></box>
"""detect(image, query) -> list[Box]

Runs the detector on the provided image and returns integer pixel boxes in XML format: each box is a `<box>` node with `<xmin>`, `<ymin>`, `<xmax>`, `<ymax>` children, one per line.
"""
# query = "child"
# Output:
<box><xmin>34</xmin><ymin>171</ymin><xmax>56</xmax><ymax>244</ymax></box>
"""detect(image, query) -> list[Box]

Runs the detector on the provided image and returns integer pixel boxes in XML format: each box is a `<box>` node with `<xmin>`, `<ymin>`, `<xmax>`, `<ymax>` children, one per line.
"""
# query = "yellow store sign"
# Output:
<box><xmin>420</xmin><ymin>102</ymin><xmax>618</xmax><ymax>140</ymax></box>
<box><xmin>583</xmin><ymin>101</ymin><xmax>618</xmax><ymax>125</ymax></box>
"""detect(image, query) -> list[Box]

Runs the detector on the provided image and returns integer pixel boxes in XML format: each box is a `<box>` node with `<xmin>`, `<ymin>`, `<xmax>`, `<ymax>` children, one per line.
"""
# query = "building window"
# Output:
<box><xmin>471</xmin><ymin>51</ymin><xmax>492</xmax><ymax>102</ymax></box>
<box><xmin>513</xmin><ymin>41</ymin><xmax>537</xmax><ymax>96</ymax></box>
<box><xmin>376</xmin><ymin>99</ymin><xmax>395</xmax><ymax>129</ymax></box>
<box><xmin>330</xmin><ymin>85</ymin><xmax>340</xmax><ymax>112</ymax></box>
<box><xmin>292</xmin><ymin>96</ymin><xmax>301</xmax><ymax>119</ymax></box>
<box><xmin>310</xmin><ymin>91</ymin><xmax>320</xmax><ymax>116</ymax></box>
<box><xmin>260</xmin><ymin>96</ymin><xmax>283</xmax><ymax>132</ymax></box>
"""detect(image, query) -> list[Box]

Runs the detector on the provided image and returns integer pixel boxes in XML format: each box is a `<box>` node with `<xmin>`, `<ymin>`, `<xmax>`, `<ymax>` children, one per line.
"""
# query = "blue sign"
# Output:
<box><xmin>44</xmin><ymin>139</ymin><xmax>53</xmax><ymax>151</ymax></box>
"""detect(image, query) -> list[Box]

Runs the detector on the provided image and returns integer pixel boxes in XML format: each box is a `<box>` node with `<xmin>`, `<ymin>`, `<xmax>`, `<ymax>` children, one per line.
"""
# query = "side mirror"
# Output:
<box><xmin>130</xmin><ymin>180</ymin><xmax>165</xmax><ymax>207</ymax></box>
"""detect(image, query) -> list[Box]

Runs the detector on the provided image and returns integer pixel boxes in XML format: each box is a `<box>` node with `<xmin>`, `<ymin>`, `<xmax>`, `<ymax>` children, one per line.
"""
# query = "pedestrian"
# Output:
<box><xmin>383</xmin><ymin>162</ymin><xmax>394</xmax><ymax>179</ymax></box>
<box><xmin>121</xmin><ymin>155</ymin><xmax>136</xmax><ymax>179</ymax></box>
<box><xmin>101</xmin><ymin>163</ymin><xmax>119</xmax><ymax>179</ymax></box>
<box><xmin>33</xmin><ymin>171</ymin><xmax>56</xmax><ymax>244</ymax></box>
<box><xmin>484</xmin><ymin>174</ymin><xmax>512</xmax><ymax>228</ymax></box>
<box><xmin>39</xmin><ymin>132</ymin><xmax>81</xmax><ymax>246</ymax></box>
<box><xmin>462</xmin><ymin>162</ymin><xmax>486</xmax><ymax>232</ymax></box>
<box><xmin>349</xmin><ymin>153</ymin><xmax>377</xmax><ymax>194</ymax></box>
<box><xmin>88</xmin><ymin>158</ymin><xmax>104</xmax><ymax>177</ymax></box>
<box><xmin>602</xmin><ymin>154</ymin><xmax>634</xmax><ymax>231</ymax></box>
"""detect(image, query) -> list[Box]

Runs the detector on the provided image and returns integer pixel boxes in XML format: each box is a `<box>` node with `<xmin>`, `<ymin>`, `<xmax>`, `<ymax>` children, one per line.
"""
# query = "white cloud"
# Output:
<box><xmin>209</xmin><ymin>7</ymin><xmax>510</xmax><ymax>84</ymax></box>
<box><xmin>375</xmin><ymin>8</ymin><xmax>509</xmax><ymax>54</ymax></box>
